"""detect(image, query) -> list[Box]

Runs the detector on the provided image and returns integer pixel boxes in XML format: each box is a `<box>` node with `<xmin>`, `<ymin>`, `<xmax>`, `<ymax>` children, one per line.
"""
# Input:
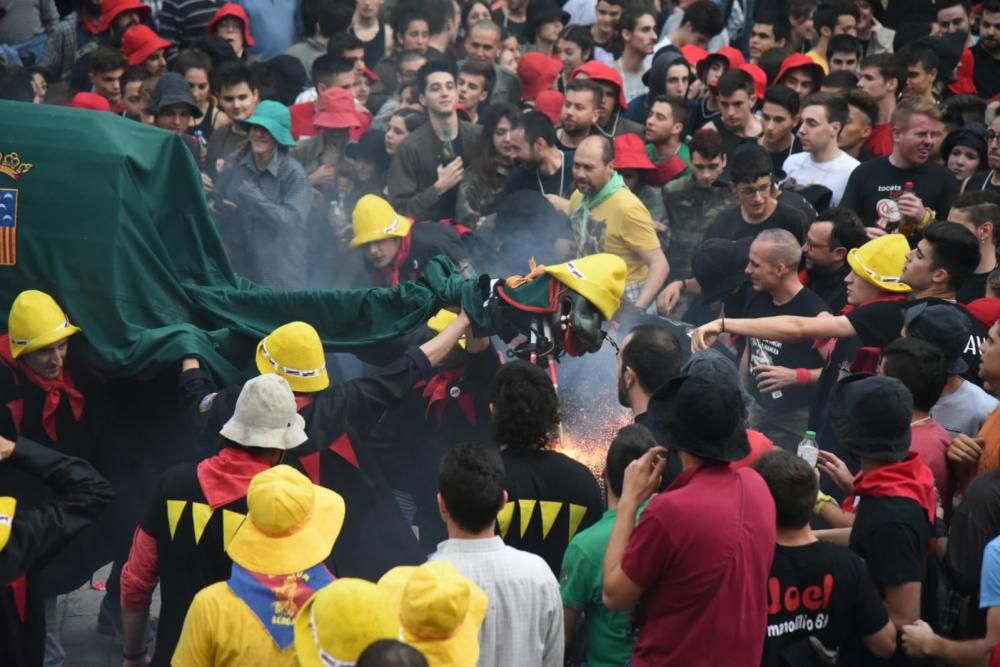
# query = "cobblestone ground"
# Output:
<box><xmin>56</xmin><ymin>565</ymin><xmax>161</xmax><ymax>667</ymax></box>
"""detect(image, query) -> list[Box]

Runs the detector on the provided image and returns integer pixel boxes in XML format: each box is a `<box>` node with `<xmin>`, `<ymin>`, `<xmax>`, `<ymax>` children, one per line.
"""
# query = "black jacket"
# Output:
<box><xmin>1</xmin><ymin>438</ymin><xmax>113</xmax><ymax>667</ymax></box>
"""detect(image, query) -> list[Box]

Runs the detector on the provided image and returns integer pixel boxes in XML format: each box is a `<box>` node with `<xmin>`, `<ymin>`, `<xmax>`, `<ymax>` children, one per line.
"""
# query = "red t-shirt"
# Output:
<box><xmin>865</xmin><ymin>122</ymin><xmax>893</xmax><ymax>157</ymax></box>
<box><xmin>289</xmin><ymin>101</ymin><xmax>316</xmax><ymax>141</ymax></box>
<box><xmin>910</xmin><ymin>419</ymin><xmax>953</xmax><ymax>514</ymax></box>
<box><xmin>621</xmin><ymin>463</ymin><xmax>777</xmax><ymax>667</ymax></box>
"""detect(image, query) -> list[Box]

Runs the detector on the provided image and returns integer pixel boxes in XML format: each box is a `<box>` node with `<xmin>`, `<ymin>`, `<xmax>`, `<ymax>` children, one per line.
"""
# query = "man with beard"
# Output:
<box><xmin>505</xmin><ymin>111</ymin><xmax>576</xmax><ymax>202</ymax></box>
<box><xmin>840</xmin><ymin>96</ymin><xmax>957</xmax><ymax>232</ymax></box>
<box><xmin>556</xmin><ymin>79</ymin><xmax>601</xmax><ymax>150</ymax></box>
<box><xmin>973</xmin><ymin>0</ymin><xmax>1000</xmax><ymax>99</ymax></box>
<box><xmin>568</xmin><ymin>134</ymin><xmax>669</xmax><ymax>311</ymax></box>
<box><xmin>801</xmin><ymin>207</ymin><xmax>868</xmax><ymax>313</ymax></box>
<box><xmin>964</xmin><ymin>114</ymin><xmax>1000</xmax><ymax>195</ymax></box>
<box><xmin>643</xmin><ymin>95</ymin><xmax>691</xmax><ymax>187</ymax></box>
<box><xmin>387</xmin><ymin>59</ymin><xmax>482</xmax><ymax>221</ymax></box>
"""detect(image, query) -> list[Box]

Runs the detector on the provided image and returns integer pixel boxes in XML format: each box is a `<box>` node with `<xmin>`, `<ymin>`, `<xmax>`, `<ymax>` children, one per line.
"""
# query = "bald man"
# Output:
<box><xmin>462</xmin><ymin>20</ymin><xmax>521</xmax><ymax>104</ymax></box>
<box><xmin>567</xmin><ymin>134</ymin><xmax>669</xmax><ymax>312</ymax></box>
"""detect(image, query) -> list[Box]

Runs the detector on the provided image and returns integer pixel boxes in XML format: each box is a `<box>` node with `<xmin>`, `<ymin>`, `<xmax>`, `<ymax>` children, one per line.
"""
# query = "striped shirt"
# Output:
<box><xmin>158</xmin><ymin>0</ymin><xmax>225</xmax><ymax>49</ymax></box>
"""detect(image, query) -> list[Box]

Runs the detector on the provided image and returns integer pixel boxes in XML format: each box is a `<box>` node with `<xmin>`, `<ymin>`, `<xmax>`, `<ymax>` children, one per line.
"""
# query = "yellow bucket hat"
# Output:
<box><xmin>256</xmin><ymin>322</ymin><xmax>330</xmax><ymax>393</ymax></box>
<box><xmin>0</xmin><ymin>497</ymin><xmax>15</xmax><ymax>552</ymax></box>
<box><xmin>427</xmin><ymin>309</ymin><xmax>466</xmax><ymax>349</ymax></box>
<box><xmin>544</xmin><ymin>254</ymin><xmax>627</xmax><ymax>320</ymax></box>
<box><xmin>846</xmin><ymin>234</ymin><xmax>913</xmax><ymax>294</ymax></box>
<box><xmin>294</xmin><ymin>578</ymin><xmax>400</xmax><ymax>667</ymax></box>
<box><xmin>378</xmin><ymin>561</ymin><xmax>488</xmax><ymax>667</ymax></box>
<box><xmin>226</xmin><ymin>465</ymin><xmax>345</xmax><ymax>576</ymax></box>
<box><xmin>350</xmin><ymin>194</ymin><xmax>412</xmax><ymax>248</ymax></box>
<box><xmin>8</xmin><ymin>290</ymin><xmax>81</xmax><ymax>359</ymax></box>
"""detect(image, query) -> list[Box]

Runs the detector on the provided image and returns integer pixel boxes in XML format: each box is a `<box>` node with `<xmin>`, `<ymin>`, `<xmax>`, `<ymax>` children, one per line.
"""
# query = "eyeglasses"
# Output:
<box><xmin>988</xmin><ymin>130</ymin><xmax>1000</xmax><ymax>144</ymax></box>
<box><xmin>737</xmin><ymin>184</ymin><xmax>772</xmax><ymax>198</ymax></box>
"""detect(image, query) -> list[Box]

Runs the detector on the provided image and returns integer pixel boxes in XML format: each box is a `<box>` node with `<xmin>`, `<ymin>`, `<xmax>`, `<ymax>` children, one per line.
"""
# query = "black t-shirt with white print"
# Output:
<box><xmin>762</xmin><ymin>541</ymin><xmax>889</xmax><ymax>667</ymax></box>
<box><xmin>840</xmin><ymin>157</ymin><xmax>958</xmax><ymax>229</ymax></box>
<box><xmin>743</xmin><ymin>287</ymin><xmax>829</xmax><ymax>412</ymax></box>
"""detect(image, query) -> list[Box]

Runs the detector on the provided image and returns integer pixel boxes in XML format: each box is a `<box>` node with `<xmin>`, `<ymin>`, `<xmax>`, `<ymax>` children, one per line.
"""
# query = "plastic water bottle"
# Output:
<box><xmin>797</xmin><ymin>430</ymin><xmax>819</xmax><ymax>467</ymax></box>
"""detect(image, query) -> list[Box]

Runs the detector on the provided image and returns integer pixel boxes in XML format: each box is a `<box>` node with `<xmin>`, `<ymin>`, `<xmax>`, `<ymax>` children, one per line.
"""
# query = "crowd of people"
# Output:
<box><xmin>6</xmin><ymin>0</ymin><xmax>1000</xmax><ymax>665</ymax></box>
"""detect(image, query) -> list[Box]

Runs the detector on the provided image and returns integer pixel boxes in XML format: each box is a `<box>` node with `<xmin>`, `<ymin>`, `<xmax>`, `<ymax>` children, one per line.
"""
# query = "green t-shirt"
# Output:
<box><xmin>559</xmin><ymin>504</ymin><xmax>645</xmax><ymax>667</ymax></box>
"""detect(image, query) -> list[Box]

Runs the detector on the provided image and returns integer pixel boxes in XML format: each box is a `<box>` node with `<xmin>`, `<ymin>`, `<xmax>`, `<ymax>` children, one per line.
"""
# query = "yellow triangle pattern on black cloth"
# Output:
<box><xmin>164</xmin><ymin>499</ymin><xmax>246</xmax><ymax>546</ymax></box>
<box><xmin>495</xmin><ymin>501</ymin><xmax>589</xmax><ymax>542</ymax></box>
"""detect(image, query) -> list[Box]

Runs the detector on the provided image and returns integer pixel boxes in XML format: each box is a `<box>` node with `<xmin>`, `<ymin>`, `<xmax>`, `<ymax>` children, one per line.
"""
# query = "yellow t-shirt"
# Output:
<box><xmin>569</xmin><ymin>187</ymin><xmax>661</xmax><ymax>285</ymax></box>
<box><xmin>806</xmin><ymin>49</ymin><xmax>830</xmax><ymax>74</ymax></box>
<box><xmin>172</xmin><ymin>582</ymin><xmax>299</xmax><ymax>667</ymax></box>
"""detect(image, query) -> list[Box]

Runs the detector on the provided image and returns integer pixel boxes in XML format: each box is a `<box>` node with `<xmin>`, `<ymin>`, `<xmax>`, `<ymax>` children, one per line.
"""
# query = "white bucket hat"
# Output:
<box><xmin>220</xmin><ymin>375</ymin><xmax>308</xmax><ymax>451</ymax></box>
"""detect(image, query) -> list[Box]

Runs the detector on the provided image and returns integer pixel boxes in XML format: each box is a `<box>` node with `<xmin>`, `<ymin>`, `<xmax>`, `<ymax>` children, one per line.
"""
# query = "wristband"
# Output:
<box><xmin>123</xmin><ymin>647</ymin><xmax>148</xmax><ymax>660</ymax></box>
<box><xmin>813</xmin><ymin>491</ymin><xmax>839</xmax><ymax>516</ymax></box>
<box><xmin>795</xmin><ymin>368</ymin><xmax>812</xmax><ymax>385</ymax></box>
<box><xmin>720</xmin><ymin>315</ymin><xmax>725</xmax><ymax>333</ymax></box>
<box><xmin>678</xmin><ymin>279</ymin><xmax>686</xmax><ymax>295</ymax></box>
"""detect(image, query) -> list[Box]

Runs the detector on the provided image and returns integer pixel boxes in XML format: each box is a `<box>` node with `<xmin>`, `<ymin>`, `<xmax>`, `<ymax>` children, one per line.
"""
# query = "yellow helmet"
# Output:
<box><xmin>255</xmin><ymin>322</ymin><xmax>330</xmax><ymax>393</ymax></box>
<box><xmin>350</xmin><ymin>194</ymin><xmax>412</xmax><ymax>248</ymax></box>
<box><xmin>427</xmin><ymin>309</ymin><xmax>466</xmax><ymax>348</ymax></box>
<box><xmin>0</xmin><ymin>497</ymin><xmax>14</xmax><ymax>552</ymax></box>
<box><xmin>8</xmin><ymin>290</ymin><xmax>81</xmax><ymax>359</ymax></box>
<box><xmin>846</xmin><ymin>234</ymin><xmax>912</xmax><ymax>293</ymax></box>
<box><xmin>545</xmin><ymin>254</ymin><xmax>627</xmax><ymax>321</ymax></box>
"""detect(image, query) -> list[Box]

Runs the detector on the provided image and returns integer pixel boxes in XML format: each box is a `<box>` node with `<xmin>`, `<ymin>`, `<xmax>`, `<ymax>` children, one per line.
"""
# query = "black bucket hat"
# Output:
<box><xmin>646</xmin><ymin>372</ymin><xmax>750</xmax><ymax>462</ymax></box>
<box><xmin>903</xmin><ymin>302</ymin><xmax>972</xmax><ymax>375</ymax></box>
<box><xmin>692</xmin><ymin>237</ymin><xmax>752</xmax><ymax>305</ymax></box>
<box><xmin>942</xmin><ymin>124</ymin><xmax>988</xmax><ymax>172</ymax></box>
<box><xmin>526</xmin><ymin>0</ymin><xmax>570</xmax><ymax>42</ymax></box>
<box><xmin>831</xmin><ymin>373</ymin><xmax>913</xmax><ymax>463</ymax></box>
<box><xmin>146</xmin><ymin>72</ymin><xmax>202</xmax><ymax>117</ymax></box>
<box><xmin>346</xmin><ymin>129</ymin><xmax>390</xmax><ymax>171</ymax></box>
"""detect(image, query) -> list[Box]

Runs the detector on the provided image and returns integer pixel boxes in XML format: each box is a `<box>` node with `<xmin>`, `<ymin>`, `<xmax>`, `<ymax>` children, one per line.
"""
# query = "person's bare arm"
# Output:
<box><xmin>602</xmin><ymin>448</ymin><xmax>666</xmax><ymax>611</ymax></box>
<box><xmin>418</xmin><ymin>310</ymin><xmax>472</xmax><ymax>367</ymax></box>
<box><xmin>691</xmin><ymin>314</ymin><xmax>857</xmax><ymax>351</ymax></box>
<box><xmin>902</xmin><ymin>607</ymin><xmax>1000</xmax><ymax>666</ymax></box>
<box><xmin>563</xmin><ymin>605</ymin><xmax>582</xmax><ymax>657</ymax></box>
<box><xmin>864</xmin><ymin>620</ymin><xmax>898</xmax><ymax>659</ymax></box>
<box><xmin>634</xmin><ymin>248</ymin><xmax>669</xmax><ymax>310</ymax></box>
<box><xmin>884</xmin><ymin>582</ymin><xmax>923</xmax><ymax>629</ymax></box>
<box><xmin>814</xmin><ymin>527</ymin><xmax>852</xmax><ymax>546</ymax></box>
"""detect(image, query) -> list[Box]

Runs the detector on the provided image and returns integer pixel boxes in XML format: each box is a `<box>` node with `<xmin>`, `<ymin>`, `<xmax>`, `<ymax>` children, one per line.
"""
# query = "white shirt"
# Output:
<box><xmin>781</xmin><ymin>150</ymin><xmax>860</xmax><ymax>206</ymax></box>
<box><xmin>430</xmin><ymin>537</ymin><xmax>564</xmax><ymax>667</ymax></box>
<box><xmin>653</xmin><ymin>12</ymin><xmax>730</xmax><ymax>56</ymax></box>
<box><xmin>615</xmin><ymin>58</ymin><xmax>650</xmax><ymax>103</ymax></box>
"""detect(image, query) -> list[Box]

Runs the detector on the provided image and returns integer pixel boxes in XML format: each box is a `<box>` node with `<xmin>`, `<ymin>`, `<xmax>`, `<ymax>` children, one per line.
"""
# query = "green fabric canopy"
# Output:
<box><xmin>0</xmin><ymin>101</ymin><xmax>485</xmax><ymax>384</ymax></box>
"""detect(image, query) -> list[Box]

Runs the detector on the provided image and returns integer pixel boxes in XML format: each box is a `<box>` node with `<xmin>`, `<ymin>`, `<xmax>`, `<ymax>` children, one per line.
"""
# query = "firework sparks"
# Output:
<box><xmin>554</xmin><ymin>403</ymin><xmax>632</xmax><ymax>477</ymax></box>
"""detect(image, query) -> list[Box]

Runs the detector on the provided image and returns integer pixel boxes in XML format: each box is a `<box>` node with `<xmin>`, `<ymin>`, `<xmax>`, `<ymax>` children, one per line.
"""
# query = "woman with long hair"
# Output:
<box><xmin>556</xmin><ymin>25</ymin><xmax>594</xmax><ymax>91</ymax></box>
<box><xmin>456</xmin><ymin>103</ymin><xmax>522</xmax><ymax>226</ymax></box>
<box><xmin>384</xmin><ymin>108</ymin><xmax>426</xmax><ymax>155</ymax></box>
<box><xmin>173</xmin><ymin>49</ymin><xmax>228</xmax><ymax>140</ymax></box>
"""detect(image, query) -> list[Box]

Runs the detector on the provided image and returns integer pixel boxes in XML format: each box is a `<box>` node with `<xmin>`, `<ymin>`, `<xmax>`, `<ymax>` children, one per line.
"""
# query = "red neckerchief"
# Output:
<box><xmin>413</xmin><ymin>369</ymin><xmax>476</xmax><ymax>425</ymax></box>
<box><xmin>798</xmin><ymin>269</ymin><xmax>809</xmax><ymax>286</ymax></box>
<box><xmin>371</xmin><ymin>231</ymin><xmax>413</xmax><ymax>288</ymax></box>
<box><xmin>0</xmin><ymin>335</ymin><xmax>84</xmax><ymax>442</ymax></box>
<box><xmin>197</xmin><ymin>447</ymin><xmax>275</xmax><ymax>509</ymax></box>
<box><xmin>294</xmin><ymin>394</ymin><xmax>314</xmax><ymax>412</ymax></box>
<box><xmin>842</xmin><ymin>451</ymin><xmax>936</xmax><ymax>524</ymax></box>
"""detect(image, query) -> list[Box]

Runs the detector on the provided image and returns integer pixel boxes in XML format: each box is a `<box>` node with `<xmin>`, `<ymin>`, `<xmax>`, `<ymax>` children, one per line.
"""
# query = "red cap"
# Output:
<box><xmin>679</xmin><ymin>44</ymin><xmax>709</xmax><ymax>68</ymax></box>
<box><xmin>570</xmin><ymin>60</ymin><xmax>628</xmax><ymax>110</ymax></box>
<box><xmin>363</xmin><ymin>66</ymin><xmax>379</xmax><ymax>82</ymax></box>
<box><xmin>97</xmin><ymin>0</ymin><xmax>151</xmax><ymax>33</ymax></box>
<box><xmin>534</xmin><ymin>90</ymin><xmax>564</xmax><ymax>125</ymax></box>
<box><xmin>313</xmin><ymin>88</ymin><xmax>362</xmax><ymax>130</ymax></box>
<box><xmin>613</xmin><ymin>133</ymin><xmax>655</xmax><ymax>170</ymax></box>
<box><xmin>740</xmin><ymin>63</ymin><xmax>767</xmax><ymax>100</ymax></box>
<box><xmin>775</xmin><ymin>53</ymin><xmax>825</xmax><ymax>92</ymax></box>
<box><xmin>518</xmin><ymin>52</ymin><xmax>563</xmax><ymax>102</ymax></box>
<box><xmin>67</xmin><ymin>92</ymin><xmax>112</xmax><ymax>112</ymax></box>
<box><xmin>122</xmin><ymin>24</ymin><xmax>171</xmax><ymax>66</ymax></box>
<box><xmin>967</xmin><ymin>297</ymin><xmax>1000</xmax><ymax>329</ymax></box>
<box><xmin>697</xmin><ymin>46</ymin><xmax>745</xmax><ymax>80</ymax></box>
<box><xmin>207</xmin><ymin>3</ymin><xmax>256</xmax><ymax>48</ymax></box>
